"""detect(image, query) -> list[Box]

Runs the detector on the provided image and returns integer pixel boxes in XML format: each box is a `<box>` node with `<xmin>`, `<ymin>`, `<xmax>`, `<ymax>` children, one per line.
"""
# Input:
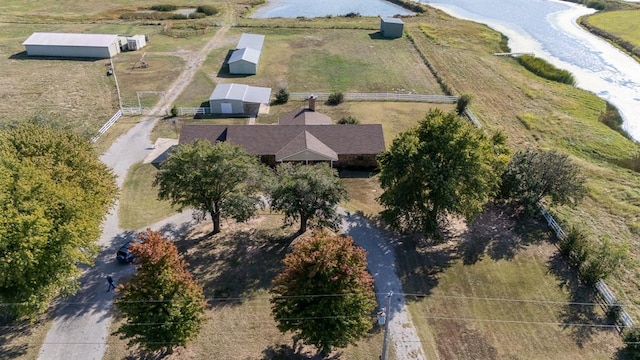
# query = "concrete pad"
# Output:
<box><xmin>142</xmin><ymin>138</ymin><xmax>179</xmax><ymax>164</ymax></box>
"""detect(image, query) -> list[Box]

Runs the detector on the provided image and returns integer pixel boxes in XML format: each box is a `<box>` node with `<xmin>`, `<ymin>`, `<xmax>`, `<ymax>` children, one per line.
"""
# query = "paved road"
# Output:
<box><xmin>37</xmin><ymin>16</ymin><xmax>234</xmax><ymax>360</ymax></box>
<box><xmin>341</xmin><ymin>210</ymin><xmax>427</xmax><ymax>360</ymax></box>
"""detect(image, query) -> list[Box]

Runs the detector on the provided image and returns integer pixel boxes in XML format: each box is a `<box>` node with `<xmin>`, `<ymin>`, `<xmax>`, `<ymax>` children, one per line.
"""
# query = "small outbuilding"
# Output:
<box><xmin>126</xmin><ymin>35</ymin><xmax>147</xmax><ymax>51</ymax></box>
<box><xmin>22</xmin><ymin>32</ymin><xmax>120</xmax><ymax>58</ymax></box>
<box><xmin>380</xmin><ymin>17</ymin><xmax>404</xmax><ymax>39</ymax></box>
<box><xmin>209</xmin><ymin>83</ymin><xmax>272</xmax><ymax>115</ymax></box>
<box><xmin>228</xmin><ymin>33</ymin><xmax>265</xmax><ymax>75</ymax></box>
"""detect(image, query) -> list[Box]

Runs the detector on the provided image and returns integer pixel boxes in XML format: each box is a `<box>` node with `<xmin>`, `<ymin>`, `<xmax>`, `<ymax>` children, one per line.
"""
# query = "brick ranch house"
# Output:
<box><xmin>179</xmin><ymin>98</ymin><xmax>385</xmax><ymax>169</ymax></box>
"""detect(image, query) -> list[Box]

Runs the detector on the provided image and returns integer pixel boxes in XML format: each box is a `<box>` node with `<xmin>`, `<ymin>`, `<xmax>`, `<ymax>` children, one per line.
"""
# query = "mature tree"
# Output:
<box><xmin>499</xmin><ymin>149</ymin><xmax>586</xmax><ymax>213</ymax></box>
<box><xmin>154</xmin><ymin>140</ymin><xmax>270</xmax><ymax>234</ymax></box>
<box><xmin>271</xmin><ymin>230</ymin><xmax>376</xmax><ymax>356</ymax></box>
<box><xmin>0</xmin><ymin>124</ymin><xmax>117</xmax><ymax>319</ymax></box>
<box><xmin>115</xmin><ymin>230</ymin><xmax>205</xmax><ymax>354</ymax></box>
<box><xmin>378</xmin><ymin>109</ymin><xmax>509</xmax><ymax>236</ymax></box>
<box><xmin>269</xmin><ymin>163</ymin><xmax>347</xmax><ymax>234</ymax></box>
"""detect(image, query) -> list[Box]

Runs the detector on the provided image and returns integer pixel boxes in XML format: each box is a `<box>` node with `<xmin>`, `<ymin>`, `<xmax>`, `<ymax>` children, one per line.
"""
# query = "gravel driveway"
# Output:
<box><xmin>341</xmin><ymin>210</ymin><xmax>427</xmax><ymax>360</ymax></box>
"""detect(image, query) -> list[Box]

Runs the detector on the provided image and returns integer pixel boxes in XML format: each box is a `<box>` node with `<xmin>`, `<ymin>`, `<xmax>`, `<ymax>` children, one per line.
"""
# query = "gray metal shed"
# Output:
<box><xmin>209</xmin><ymin>83</ymin><xmax>272</xmax><ymax>115</ymax></box>
<box><xmin>228</xmin><ymin>33</ymin><xmax>265</xmax><ymax>75</ymax></box>
<box><xmin>228</xmin><ymin>48</ymin><xmax>261</xmax><ymax>75</ymax></box>
<box><xmin>380</xmin><ymin>17</ymin><xmax>404</xmax><ymax>39</ymax></box>
<box><xmin>22</xmin><ymin>32</ymin><xmax>120</xmax><ymax>58</ymax></box>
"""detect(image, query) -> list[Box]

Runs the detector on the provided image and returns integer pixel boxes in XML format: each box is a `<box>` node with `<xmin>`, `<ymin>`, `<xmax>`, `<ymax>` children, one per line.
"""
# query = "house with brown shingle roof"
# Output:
<box><xmin>180</xmin><ymin>122</ymin><xmax>384</xmax><ymax>169</ymax></box>
<box><xmin>179</xmin><ymin>96</ymin><xmax>385</xmax><ymax>169</ymax></box>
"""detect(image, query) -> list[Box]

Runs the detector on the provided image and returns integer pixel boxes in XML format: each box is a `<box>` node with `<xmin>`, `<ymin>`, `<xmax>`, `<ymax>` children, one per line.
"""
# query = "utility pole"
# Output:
<box><xmin>381</xmin><ymin>291</ymin><xmax>393</xmax><ymax>360</ymax></box>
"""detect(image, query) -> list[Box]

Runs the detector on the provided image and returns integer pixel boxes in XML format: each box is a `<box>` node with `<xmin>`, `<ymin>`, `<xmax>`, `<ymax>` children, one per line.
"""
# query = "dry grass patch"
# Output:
<box><xmin>0</xmin><ymin>315</ymin><xmax>54</xmax><ymax>360</ymax></box>
<box><xmin>396</xmin><ymin>205</ymin><xmax>624</xmax><ymax>359</ymax></box>
<box><xmin>104</xmin><ymin>217</ymin><xmax>386</xmax><ymax>359</ymax></box>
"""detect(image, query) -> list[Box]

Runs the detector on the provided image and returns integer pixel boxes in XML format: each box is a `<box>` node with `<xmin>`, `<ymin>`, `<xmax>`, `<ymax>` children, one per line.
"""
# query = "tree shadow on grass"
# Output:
<box><xmin>175</xmin><ymin>222</ymin><xmax>295</xmax><ymax>309</ymax></box>
<box><xmin>0</xmin><ymin>321</ymin><xmax>31</xmax><ymax>358</ymax></box>
<box><xmin>547</xmin><ymin>252</ymin><xmax>612</xmax><ymax>348</ymax></box>
<box><xmin>457</xmin><ymin>203</ymin><xmax>550</xmax><ymax>265</ymax></box>
<box><xmin>260</xmin><ymin>344</ymin><xmax>342</xmax><ymax>360</ymax></box>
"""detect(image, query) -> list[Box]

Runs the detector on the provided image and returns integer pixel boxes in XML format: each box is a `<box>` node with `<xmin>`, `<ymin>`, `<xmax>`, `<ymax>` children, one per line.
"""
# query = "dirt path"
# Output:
<box><xmin>340</xmin><ymin>210</ymin><xmax>427</xmax><ymax>360</ymax></box>
<box><xmin>36</xmin><ymin>11</ymin><xmax>234</xmax><ymax>360</ymax></box>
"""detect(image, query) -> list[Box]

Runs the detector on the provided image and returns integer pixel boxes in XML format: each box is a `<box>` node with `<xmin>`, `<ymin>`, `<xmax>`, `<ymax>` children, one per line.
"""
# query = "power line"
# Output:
<box><xmin>1</xmin><ymin>292</ymin><xmax>635</xmax><ymax>308</ymax></box>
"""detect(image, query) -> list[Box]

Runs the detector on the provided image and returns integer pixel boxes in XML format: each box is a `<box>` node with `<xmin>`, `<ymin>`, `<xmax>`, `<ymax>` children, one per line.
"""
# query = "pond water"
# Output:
<box><xmin>425</xmin><ymin>0</ymin><xmax>640</xmax><ymax>140</ymax></box>
<box><xmin>250</xmin><ymin>0</ymin><xmax>413</xmax><ymax>18</ymax></box>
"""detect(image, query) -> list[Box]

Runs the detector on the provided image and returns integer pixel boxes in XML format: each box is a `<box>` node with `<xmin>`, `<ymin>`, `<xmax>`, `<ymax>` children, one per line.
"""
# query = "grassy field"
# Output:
<box><xmin>200</xmin><ymin>27</ymin><xmax>444</xmax><ymax>94</ymax></box>
<box><xmin>583</xmin><ymin>9</ymin><xmax>640</xmax><ymax>48</ymax></box>
<box><xmin>103</xmin><ymin>217</ymin><xmax>390</xmax><ymax>360</ymax></box>
<box><xmin>404</xmin><ymin>9</ymin><xmax>640</xmax><ymax>316</ymax></box>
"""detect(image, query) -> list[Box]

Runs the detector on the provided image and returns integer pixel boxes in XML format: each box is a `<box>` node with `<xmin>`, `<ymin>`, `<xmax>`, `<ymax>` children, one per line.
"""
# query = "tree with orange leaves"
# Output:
<box><xmin>270</xmin><ymin>230</ymin><xmax>377</xmax><ymax>356</ymax></box>
<box><xmin>115</xmin><ymin>230</ymin><xmax>205</xmax><ymax>354</ymax></box>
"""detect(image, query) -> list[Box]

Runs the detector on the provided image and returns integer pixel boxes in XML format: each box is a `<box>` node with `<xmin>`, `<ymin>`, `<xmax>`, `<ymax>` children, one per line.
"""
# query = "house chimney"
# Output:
<box><xmin>308</xmin><ymin>94</ymin><xmax>317</xmax><ymax>112</ymax></box>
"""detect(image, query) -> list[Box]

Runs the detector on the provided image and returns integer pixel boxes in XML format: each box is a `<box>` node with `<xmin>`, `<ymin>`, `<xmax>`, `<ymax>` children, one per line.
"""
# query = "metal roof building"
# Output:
<box><xmin>228</xmin><ymin>33</ymin><xmax>265</xmax><ymax>75</ymax></box>
<box><xmin>380</xmin><ymin>17</ymin><xmax>404</xmax><ymax>39</ymax></box>
<box><xmin>209</xmin><ymin>83</ymin><xmax>272</xmax><ymax>115</ymax></box>
<box><xmin>22</xmin><ymin>32</ymin><xmax>121</xmax><ymax>58</ymax></box>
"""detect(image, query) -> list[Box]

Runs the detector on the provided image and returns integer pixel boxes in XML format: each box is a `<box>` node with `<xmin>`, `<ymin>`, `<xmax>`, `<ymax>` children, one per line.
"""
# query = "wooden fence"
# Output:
<box><xmin>91</xmin><ymin>110</ymin><xmax>122</xmax><ymax>143</ymax></box>
<box><xmin>289</xmin><ymin>92</ymin><xmax>458</xmax><ymax>103</ymax></box>
<box><xmin>539</xmin><ymin>206</ymin><xmax>634</xmax><ymax>331</ymax></box>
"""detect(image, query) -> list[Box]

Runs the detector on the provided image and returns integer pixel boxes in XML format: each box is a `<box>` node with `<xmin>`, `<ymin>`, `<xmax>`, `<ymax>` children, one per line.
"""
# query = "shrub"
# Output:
<box><xmin>338</xmin><ymin>116</ymin><xmax>358</xmax><ymax>124</ymax></box>
<box><xmin>623</xmin><ymin>327</ymin><xmax>640</xmax><ymax>358</ymax></box>
<box><xmin>344</xmin><ymin>12</ymin><xmax>361</xmax><ymax>18</ymax></box>
<box><xmin>598</xmin><ymin>102</ymin><xmax>630</xmax><ymax>138</ymax></box>
<box><xmin>197</xmin><ymin>5</ymin><xmax>218</xmax><ymax>16</ymax></box>
<box><xmin>150</xmin><ymin>4</ymin><xmax>178</xmax><ymax>11</ymax></box>
<box><xmin>273</xmin><ymin>87</ymin><xmax>289</xmax><ymax>105</ymax></box>
<box><xmin>189</xmin><ymin>12</ymin><xmax>206</xmax><ymax>19</ymax></box>
<box><xmin>327</xmin><ymin>92</ymin><xmax>344</xmax><ymax>106</ymax></box>
<box><xmin>516</xmin><ymin>55</ymin><xmax>576</xmax><ymax>85</ymax></box>
<box><xmin>456</xmin><ymin>94</ymin><xmax>472</xmax><ymax>115</ymax></box>
<box><xmin>585</xmin><ymin>0</ymin><xmax>607</xmax><ymax>10</ymax></box>
<box><xmin>579</xmin><ymin>237</ymin><xmax>628</xmax><ymax>286</ymax></box>
<box><xmin>170</xmin><ymin>106</ymin><xmax>178</xmax><ymax>117</ymax></box>
<box><xmin>558</xmin><ymin>225</ymin><xmax>590</xmax><ymax>266</ymax></box>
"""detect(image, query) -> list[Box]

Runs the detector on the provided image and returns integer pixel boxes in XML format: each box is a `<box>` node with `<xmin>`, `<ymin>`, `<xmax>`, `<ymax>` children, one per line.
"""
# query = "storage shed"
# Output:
<box><xmin>209</xmin><ymin>83</ymin><xmax>272</xmax><ymax>115</ymax></box>
<box><xmin>228</xmin><ymin>33</ymin><xmax>265</xmax><ymax>75</ymax></box>
<box><xmin>380</xmin><ymin>17</ymin><xmax>404</xmax><ymax>39</ymax></box>
<box><xmin>127</xmin><ymin>35</ymin><xmax>147</xmax><ymax>51</ymax></box>
<box><xmin>22</xmin><ymin>32</ymin><xmax>120</xmax><ymax>58</ymax></box>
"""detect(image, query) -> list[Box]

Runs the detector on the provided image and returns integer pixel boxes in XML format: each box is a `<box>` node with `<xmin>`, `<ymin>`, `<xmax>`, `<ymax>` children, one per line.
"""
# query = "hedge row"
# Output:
<box><xmin>515</xmin><ymin>55</ymin><xmax>576</xmax><ymax>85</ymax></box>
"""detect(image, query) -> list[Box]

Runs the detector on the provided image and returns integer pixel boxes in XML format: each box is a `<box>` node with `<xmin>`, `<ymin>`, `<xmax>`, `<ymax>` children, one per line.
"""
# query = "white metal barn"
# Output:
<box><xmin>22</xmin><ymin>32</ymin><xmax>120</xmax><ymax>59</ymax></box>
<box><xmin>228</xmin><ymin>33</ymin><xmax>265</xmax><ymax>75</ymax></box>
<box><xmin>209</xmin><ymin>83</ymin><xmax>271</xmax><ymax>115</ymax></box>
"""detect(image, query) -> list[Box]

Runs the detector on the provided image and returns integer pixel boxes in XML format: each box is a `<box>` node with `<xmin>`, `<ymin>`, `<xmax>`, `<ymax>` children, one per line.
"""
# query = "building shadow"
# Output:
<box><xmin>368</xmin><ymin>32</ymin><xmax>394</xmax><ymax>40</ymax></box>
<box><xmin>215</xmin><ymin>49</ymin><xmax>253</xmax><ymax>79</ymax></box>
<box><xmin>8</xmin><ymin>51</ymin><xmax>104</xmax><ymax>62</ymax></box>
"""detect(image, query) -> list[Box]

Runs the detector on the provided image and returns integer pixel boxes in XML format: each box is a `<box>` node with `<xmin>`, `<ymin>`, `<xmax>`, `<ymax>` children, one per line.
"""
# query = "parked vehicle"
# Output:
<box><xmin>116</xmin><ymin>239</ymin><xmax>141</xmax><ymax>263</ymax></box>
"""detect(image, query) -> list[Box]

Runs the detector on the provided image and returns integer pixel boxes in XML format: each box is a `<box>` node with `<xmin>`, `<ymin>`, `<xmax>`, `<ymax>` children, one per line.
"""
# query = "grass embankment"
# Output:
<box><xmin>103</xmin><ymin>217</ymin><xmax>389</xmax><ymax>360</ymax></box>
<box><xmin>581</xmin><ymin>9</ymin><xmax>640</xmax><ymax>60</ymax></box>
<box><xmin>406</xmin><ymin>8</ymin><xmax>640</xmax><ymax>316</ymax></box>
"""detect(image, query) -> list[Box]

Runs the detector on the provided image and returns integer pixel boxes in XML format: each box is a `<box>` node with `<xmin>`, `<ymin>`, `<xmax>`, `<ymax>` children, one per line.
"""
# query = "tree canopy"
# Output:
<box><xmin>154</xmin><ymin>140</ymin><xmax>270</xmax><ymax>234</ymax></box>
<box><xmin>499</xmin><ymin>148</ymin><xmax>586</xmax><ymax>213</ymax></box>
<box><xmin>269</xmin><ymin>163</ymin><xmax>347</xmax><ymax>234</ymax></box>
<box><xmin>271</xmin><ymin>230</ymin><xmax>376</xmax><ymax>356</ymax></box>
<box><xmin>0</xmin><ymin>124</ymin><xmax>117</xmax><ymax>319</ymax></box>
<box><xmin>115</xmin><ymin>230</ymin><xmax>205</xmax><ymax>354</ymax></box>
<box><xmin>378</xmin><ymin>109</ymin><xmax>509</xmax><ymax>237</ymax></box>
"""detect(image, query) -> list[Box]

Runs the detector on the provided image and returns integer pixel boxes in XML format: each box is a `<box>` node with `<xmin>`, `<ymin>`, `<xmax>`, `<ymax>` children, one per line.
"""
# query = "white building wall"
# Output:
<box><xmin>229</xmin><ymin>60</ymin><xmax>257</xmax><ymax>75</ymax></box>
<box><xmin>25</xmin><ymin>44</ymin><xmax>117</xmax><ymax>58</ymax></box>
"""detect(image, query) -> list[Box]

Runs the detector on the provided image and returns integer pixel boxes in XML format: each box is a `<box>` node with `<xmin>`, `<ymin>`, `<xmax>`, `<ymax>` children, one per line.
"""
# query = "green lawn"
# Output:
<box><xmin>118</xmin><ymin>163</ymin><xmax>177</xmax><ymax>230</ymax></box>
<box><xmin>584</xmin><ymin>10</ymin><xmax>640</xmax><ymax>49</ymax></box>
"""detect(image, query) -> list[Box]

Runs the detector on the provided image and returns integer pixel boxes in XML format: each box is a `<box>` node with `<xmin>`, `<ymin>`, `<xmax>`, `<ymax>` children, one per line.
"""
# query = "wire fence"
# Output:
<box><xmin>289</xmin><ymin>92</ymin><xmax>458</xmax><ymax>103</ymax></box>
